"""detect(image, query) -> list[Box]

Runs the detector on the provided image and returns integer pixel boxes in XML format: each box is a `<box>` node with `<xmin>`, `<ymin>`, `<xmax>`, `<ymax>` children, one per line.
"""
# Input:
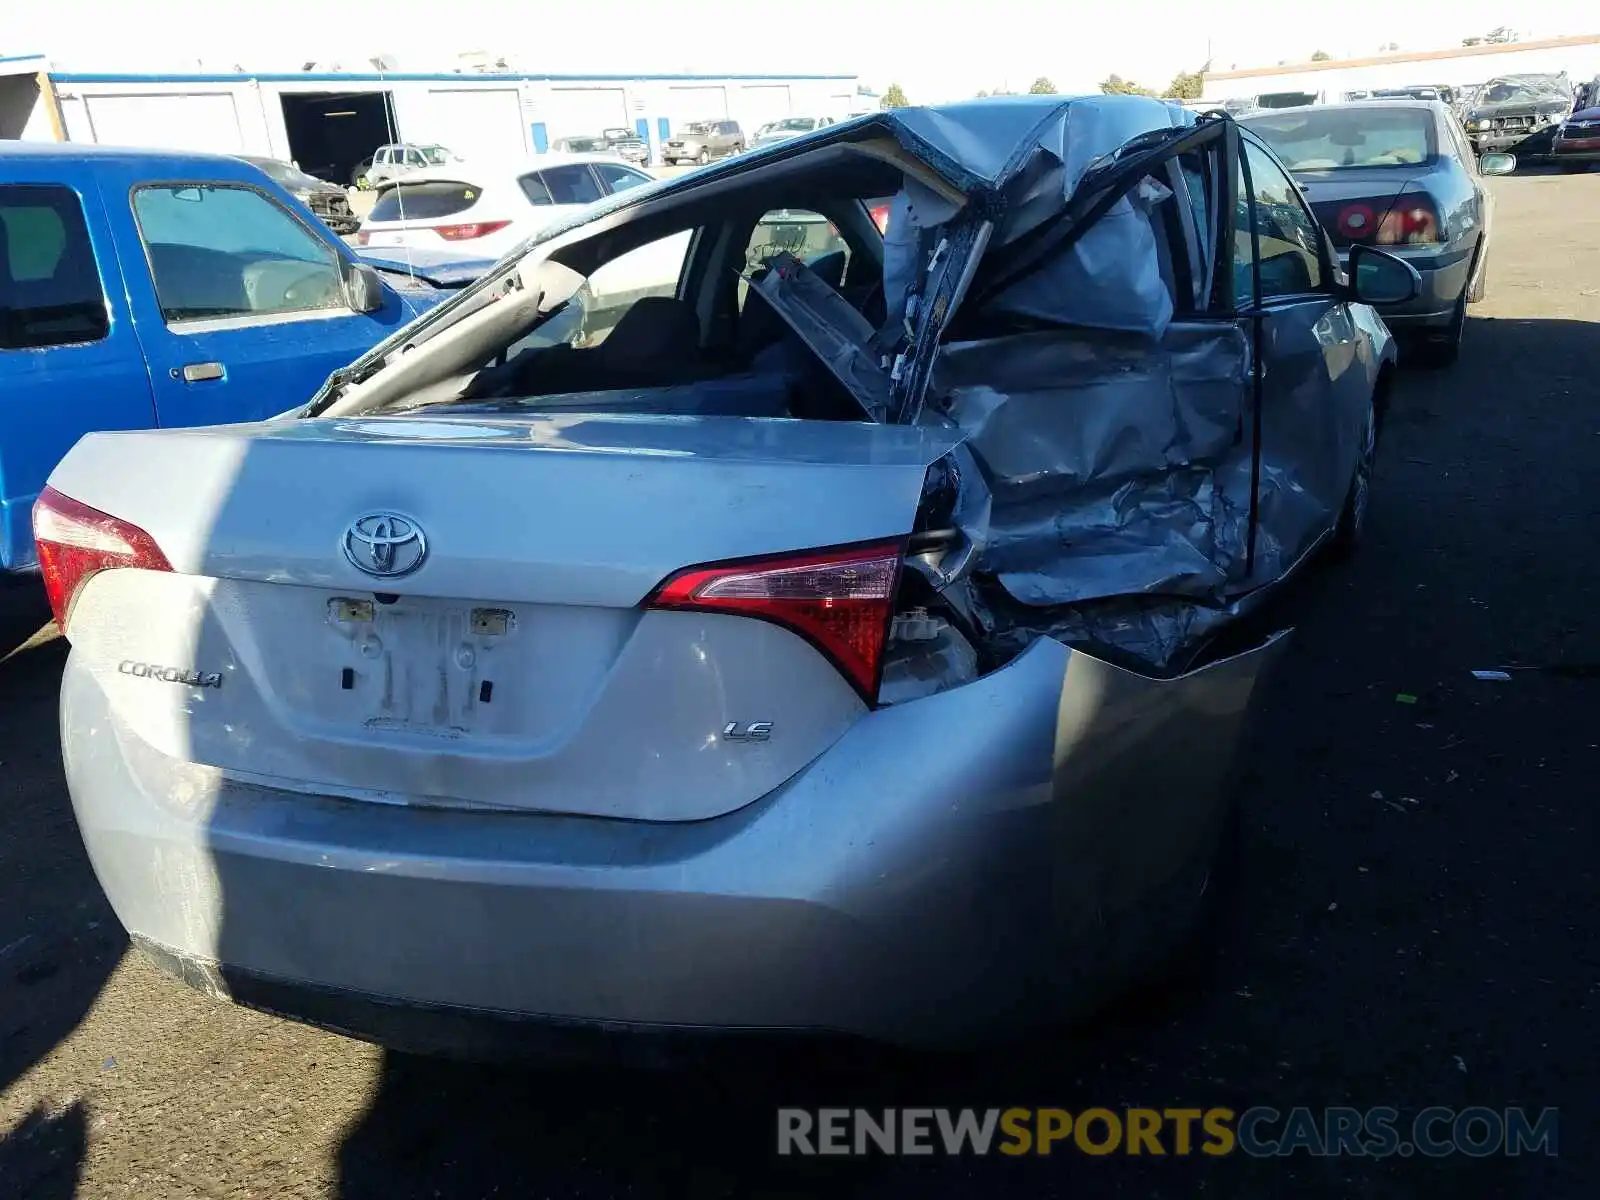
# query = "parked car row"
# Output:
<box><xmin>20</xmin><ymin>95</ymin><xmax>1457</xmax><ymax>1062</ymax></box>
<box><xmin>1220</xmin><ymin>72</ymin><xmax>1595</xmax><ymax>169</ymax></box>
<box><xmin>659</xmin><ymin>115</ymin><xmax>843</xmax><ymax>164</ymax></box>
<box><xmin>551</xmin><ymin>129</ymin><xmax>651</xmax><ymax>166</ymax></box>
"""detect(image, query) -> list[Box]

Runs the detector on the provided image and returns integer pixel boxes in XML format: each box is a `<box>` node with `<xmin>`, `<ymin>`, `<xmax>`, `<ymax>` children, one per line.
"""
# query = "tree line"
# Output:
<box><xmin>875</xmin><ymin>70</ymin><xmax>1208</xmax><ymax>108</ymax></box>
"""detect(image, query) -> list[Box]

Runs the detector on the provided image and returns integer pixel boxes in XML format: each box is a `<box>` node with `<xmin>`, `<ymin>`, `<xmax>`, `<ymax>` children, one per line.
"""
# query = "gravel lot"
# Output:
<box><xmin>2</xmin><ymin>171</ymin><xmax>1597</xmax><ymax>1199</ymax></box>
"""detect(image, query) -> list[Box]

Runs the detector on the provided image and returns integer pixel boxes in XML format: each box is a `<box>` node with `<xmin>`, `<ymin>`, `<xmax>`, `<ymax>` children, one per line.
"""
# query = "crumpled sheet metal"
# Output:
<box><xmin>984</xmin><ymin>95</ymin><xmax>1193</xmax><ymax>249</ymax></box>
<box><xmin>883</xmin><ymin>95</ymin><xmax>1190</xmax><ymax>198</ymax></box>
<box><xmin>985</xmin><ymin>174</ymin><xmax>1177</xmax><ymax>337</ymax></box>
<box><xmin>881</xmin><ymin>95</ymin><xmax>1196</xmax><ymax>340</ymax></box>
<box><xmin>928</xmin><ymin>321</ymin><xmax>1337</xmax><ymax>672</ymax></box>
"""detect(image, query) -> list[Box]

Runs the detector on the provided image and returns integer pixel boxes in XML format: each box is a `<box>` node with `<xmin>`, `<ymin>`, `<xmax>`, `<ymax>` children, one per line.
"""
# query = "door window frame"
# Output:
<box><xmin>1236</xmin><ymin>128</ymin><xmax>1331</xmax><ymax>307</ymax></box>
<box><xmin>128</xmin><ymin>180</ymin><xmax>357</xmax><ymax>332</ymax></box>
<box><xmin>590</xmin><ymin>163</ymin><xmax>654</xmax><ymax>194</ymax></box>
<box><xmin>528</xmin><ymin>163</ymin><xmax>606</xmax><ymax>207</ymax></box>
<box><xmin>0</xmin><ymin>181</ymin><xmax>112</xmax><ymax>351</ymax></box>
<box><xmin>1441</xmin><ymin>109</ymin><xmax>1478</xmax><ymax>172</ymax></box>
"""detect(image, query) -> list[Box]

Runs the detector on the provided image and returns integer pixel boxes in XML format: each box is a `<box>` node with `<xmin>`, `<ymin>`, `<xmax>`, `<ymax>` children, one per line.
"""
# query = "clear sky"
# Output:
<box><xmin>2</xmin><ymin>1</ymin><xmax>1584</xmax><ymax>100</ymax></box>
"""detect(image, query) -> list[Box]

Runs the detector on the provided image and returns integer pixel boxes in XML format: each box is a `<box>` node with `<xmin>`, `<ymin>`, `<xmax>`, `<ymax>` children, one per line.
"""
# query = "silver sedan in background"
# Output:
<box><xmin>1243</xmin><ymin>100</ymin><xmax>1514</xmax><ymax>366</ymax></box>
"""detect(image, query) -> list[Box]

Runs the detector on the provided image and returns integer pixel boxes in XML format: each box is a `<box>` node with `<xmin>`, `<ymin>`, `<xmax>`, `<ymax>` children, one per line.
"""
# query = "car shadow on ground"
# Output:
<box><xmin>0</xmin><ymin>600</ymin><xmax>126</xmax><ymax>1199</ymax></box>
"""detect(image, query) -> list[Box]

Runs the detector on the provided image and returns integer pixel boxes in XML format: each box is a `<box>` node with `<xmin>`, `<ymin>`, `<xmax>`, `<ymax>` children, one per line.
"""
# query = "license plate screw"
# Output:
<box><xmin>470</xmin><ymin>608</ymin><xmax>512</xmax><ymax>635</ymax></box>
<box><xmin>331</xmin><ymin>598</ymin><xmax>374</xmax><ymax>622</ymax></box>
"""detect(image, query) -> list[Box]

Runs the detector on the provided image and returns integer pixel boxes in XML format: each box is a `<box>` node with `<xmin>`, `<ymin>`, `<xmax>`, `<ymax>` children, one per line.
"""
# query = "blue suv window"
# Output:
<box><xmin>133</xmin><ymin>184</ymin><xmax>345</xmax><ymax>324</ymax></box>
<box><xmin>0</xmin><ymin>184</ymin><xmax>109</xmax><ymax>350</ymax></box>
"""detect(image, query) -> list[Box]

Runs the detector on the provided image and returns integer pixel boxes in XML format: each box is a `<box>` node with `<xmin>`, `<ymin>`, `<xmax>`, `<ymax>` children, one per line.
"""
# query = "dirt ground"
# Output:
<box><xmin>2</xmin><ymin>171</ymin><xmax>1597</xmax><ymax>1199</ymax></box>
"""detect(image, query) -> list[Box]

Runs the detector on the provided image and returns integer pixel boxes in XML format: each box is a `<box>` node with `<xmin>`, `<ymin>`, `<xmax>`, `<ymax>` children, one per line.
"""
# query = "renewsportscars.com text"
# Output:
<box><xmin>777</xmin><ymin>1106</ymin><xmax>1559</xmax><ymax>1158</ymax></box>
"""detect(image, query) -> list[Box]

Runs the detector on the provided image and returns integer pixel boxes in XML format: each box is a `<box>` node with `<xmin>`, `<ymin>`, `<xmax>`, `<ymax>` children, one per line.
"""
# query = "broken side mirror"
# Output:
<box><xmin>1479</xmin><ymin>152</ymin><xmax>1517</xmax><ymax>176</ymax></box>
<box><xmin>343</xmin><ymin>262</ymin><xmax>386</xmax><ymax>314</ymax></box>
<box><xmin>1347</xmin><ymin>244</ymin><xmax>1422</xmax><ymax>306</ymax></box>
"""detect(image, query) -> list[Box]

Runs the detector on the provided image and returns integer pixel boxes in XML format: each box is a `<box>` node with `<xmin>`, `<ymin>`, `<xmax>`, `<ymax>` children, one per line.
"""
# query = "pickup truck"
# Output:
<box><xmin>1</xmin><ymin>142</ymin><xmax>486</xmax><ymax>578</ymax></box>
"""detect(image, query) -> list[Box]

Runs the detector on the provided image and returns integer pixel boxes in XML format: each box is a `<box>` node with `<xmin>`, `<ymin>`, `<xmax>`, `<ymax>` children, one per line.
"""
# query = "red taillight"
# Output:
<box><xmin>1335</xmin><ymin>202</ymin><xmax>1378</xmax><ymax>241</ymax></box>
<box><xmin>1333</xmin><ymin>195</ymin><xmax>1442</xmax><ymax>246</ymax></box>
<box><xmin>869</xmin><ymin>203</ymin><xmax>890</xmax><ymax>235</ymax></box>
<box><xmin>32</xmin><ymin>486</ymin><xmax>172</xmax><ymax>630</ymax></box>
<box><xmin>1377</xmin><ymin>197</ymin><xmax>1441</xmax><ymax>245</ymax></box>
<box><xmin>433</xmin><ymin>220</ymin><xmax>512</xmax><ymax>241</ymax></box>
<box><xmin>646</xmin><ymin>540</ymin><xmax>903</xmax><ymax>702</ymax></box>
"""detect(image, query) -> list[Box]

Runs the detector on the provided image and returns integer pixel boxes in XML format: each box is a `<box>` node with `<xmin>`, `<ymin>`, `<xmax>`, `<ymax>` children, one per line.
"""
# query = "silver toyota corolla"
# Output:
<box><xmin>42</xmin><ymin>96</ymin><xmax>1418</xmax><ymax>1053</ymax></box>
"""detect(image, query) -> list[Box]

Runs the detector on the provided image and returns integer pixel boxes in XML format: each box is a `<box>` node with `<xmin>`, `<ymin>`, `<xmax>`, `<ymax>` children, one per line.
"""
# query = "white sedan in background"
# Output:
<box><xmin>358</xmin><ymin>152</ymin><xmax>687</xmax><ymax>341</ymax></box>
<box><xmin>356</xmin><ymin>151</ymin><xmax>658</xmax><ymax>261</ymax></box>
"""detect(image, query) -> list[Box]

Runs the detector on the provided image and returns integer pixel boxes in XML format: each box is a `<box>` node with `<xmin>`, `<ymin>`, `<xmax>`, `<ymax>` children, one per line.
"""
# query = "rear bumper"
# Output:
<box><xmin>64</xmin><ymin>633</ymin><xmax>1286</xmax><ymax>1051</ymax></box>
<box><xmin>1551</xmin><ymin>137</ymin><xmax>1600</xmax><ymax>161</ymax></box>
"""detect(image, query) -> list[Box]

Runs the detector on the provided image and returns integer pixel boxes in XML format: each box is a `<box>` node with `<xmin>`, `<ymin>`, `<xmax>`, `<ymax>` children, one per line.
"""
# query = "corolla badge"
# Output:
<box><xmin>343</xmin><ymin>512</ymin><xmax>428</xmax><ymax>578</ymax></box>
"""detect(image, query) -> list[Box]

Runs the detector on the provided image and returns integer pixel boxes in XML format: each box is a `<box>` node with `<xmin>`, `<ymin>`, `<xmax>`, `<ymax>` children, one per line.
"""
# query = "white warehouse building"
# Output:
<box><xmin>0</xmin><ymin>58</ymin><xmax>867</xmax><ymax>181</ymax></box>
<box><xmin>1202</xmin><ymin>33</ymin><xmax>1600</xmax><ymax>105</ymax></box>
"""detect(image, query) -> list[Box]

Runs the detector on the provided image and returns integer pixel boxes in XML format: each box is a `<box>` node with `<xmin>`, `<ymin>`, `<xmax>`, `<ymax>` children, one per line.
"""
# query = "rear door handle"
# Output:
<box><xmin>176</xmin><ymin>362</ymin><xmax>225</xmax><ymax>383</ymax></box>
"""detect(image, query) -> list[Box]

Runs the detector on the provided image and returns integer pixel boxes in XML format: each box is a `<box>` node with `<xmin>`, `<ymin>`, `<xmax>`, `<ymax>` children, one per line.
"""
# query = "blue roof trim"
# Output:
<box><xmin>49</xmin><ymin>71</ymin><xmax>857</xmax><ymax>85</ymax></box>
<box><xmin>0</xmin><ymin>54</ymin><xmax>46</xmax><ymax>65</ymax></box>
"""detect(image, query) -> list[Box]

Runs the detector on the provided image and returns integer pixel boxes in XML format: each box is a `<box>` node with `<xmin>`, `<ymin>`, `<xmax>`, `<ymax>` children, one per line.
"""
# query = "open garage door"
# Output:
<box><xmin>82</xmin><ymin>93</ymin><xmax>245</xmax><ymax>153</ymax></box>
<box><xmin>735</xmin><ymin>84</ymin><xmax>791</xmax><ymax>134</ymax></box>
<box><xmin>416</xmin><ymin>88</ymin><xmax>526</xmax><ymax>163</ymax></box>
<box><xmin>542</xmin><ymin>87</ymin><xmax>629</xmax><ymax>142</ymax></box>
<box><xmin>280</xmin><ymin>91</ymin><xmax>396</xmax><ymax>185</ymax></box>
<box><xmin>666</xmin><ymin>85</ymin><xmax>727</xmax><ymax>128</ymax></box>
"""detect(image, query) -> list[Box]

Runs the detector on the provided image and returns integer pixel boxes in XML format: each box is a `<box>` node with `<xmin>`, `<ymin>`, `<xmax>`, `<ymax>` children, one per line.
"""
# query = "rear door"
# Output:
<box><xmin>1441</xmin><ymin>107</ymin><xmax>1492</xmax><ymax>268</ymax></box>
<box><xmin>97</xmin><ymin>164</ymin><xmax>415</xmax><ymax>429</ymax></box>
<box><xmin>508</xmin><ymin>163</ymin><xmax>604</xmax><ymax>239</ymax></box>
<box><xmin>0</xmin><ymin>172</ymin><xmax>155</xmax><ymax>571</ymax></box>
<box><xmin>1234</xmin><ymin>133</ymin><xmax>1370</xmax><ymax>561</ymax></box>
<box><xmin>589</xmin><ymin>162</ymin><xmax>654</xmax><ymax>195</ymax></box>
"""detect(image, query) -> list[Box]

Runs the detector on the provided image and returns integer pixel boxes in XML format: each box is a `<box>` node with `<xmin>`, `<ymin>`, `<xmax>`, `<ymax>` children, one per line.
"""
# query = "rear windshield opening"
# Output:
<box><xmin>369</xmin><ymin>181</ymin><xmax>481</xmax><ymax>223</ymax></box>
<box><xmin>1246</xmin><ymin>109</ymin><xmax>1437</xmax><ymax>170</ymax></box>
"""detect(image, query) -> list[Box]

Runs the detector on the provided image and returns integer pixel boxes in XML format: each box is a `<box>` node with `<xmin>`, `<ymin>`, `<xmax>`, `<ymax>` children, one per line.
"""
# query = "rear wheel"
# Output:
<box><xmin>1415</xmin><ymin>289</ymin><xmax>1466</xmax><ymax>369</ymax></box>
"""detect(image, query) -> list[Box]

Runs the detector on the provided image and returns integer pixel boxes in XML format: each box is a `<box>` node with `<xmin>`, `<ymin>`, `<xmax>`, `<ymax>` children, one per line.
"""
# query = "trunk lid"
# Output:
<box><xmin>54</xmin><ymin>413</ymin><xmax>964</xmax><ymax>822</ymax></box>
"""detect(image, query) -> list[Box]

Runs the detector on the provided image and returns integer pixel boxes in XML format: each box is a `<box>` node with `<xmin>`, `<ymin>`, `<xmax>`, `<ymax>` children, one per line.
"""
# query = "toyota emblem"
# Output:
<box><xmin>343</xmin><ymin>513</ymin><xmax>428</xmax><ymax>578</ymax></box>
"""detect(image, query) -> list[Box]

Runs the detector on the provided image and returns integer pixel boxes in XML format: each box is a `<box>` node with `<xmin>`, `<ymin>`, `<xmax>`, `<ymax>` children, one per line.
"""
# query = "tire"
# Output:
<box><xmin>1414</xmin><ymin>289</ymin><xmax>1466</xmax><ymax>369</ymax></box>
<box><xmin>696</xmin><ymin>148</ymin><xmax>710</xmax><ymax>165</ymax></box>
<box><xmin>1326</xmin><ymin>390</ymin><xmax>1378</xmax><ymax>560</ymax></box>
